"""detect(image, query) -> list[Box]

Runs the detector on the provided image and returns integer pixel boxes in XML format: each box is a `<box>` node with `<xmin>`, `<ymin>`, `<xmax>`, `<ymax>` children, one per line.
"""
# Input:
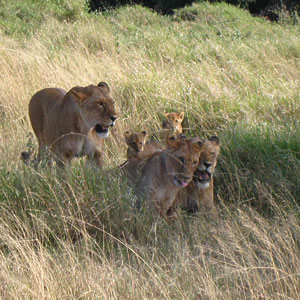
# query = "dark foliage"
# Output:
<box><xmin>88</xmin><ymin>0</ymin><xmax>194</xmax><ymax>14</ymax></box>
<box><xmin>88</xmin><ymin>0</ymin><xmax>299</xmax><ymax>21</ymax></box>
<box><xmin>209</xmin><ymin>0</ymin><xmax>300</xmax><ymax>21</ymax></box>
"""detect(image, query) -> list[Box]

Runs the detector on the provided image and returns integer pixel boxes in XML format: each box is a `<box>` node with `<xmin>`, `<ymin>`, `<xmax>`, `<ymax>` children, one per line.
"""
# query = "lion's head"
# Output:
<box><xmin>125</xmin><ymin>131</ymin><xmax>147</xmax><ymax>154</ymax></box>
<box><xmin>163</xmin><ymin>136</ymin><xmax>202</xmax><ymax>188</ymax></box>
<box><xmin>162</xmin><ymin>112</ymin><xmax>184</xmax><ymax>135</ymax></box>
<box><xmin>193</xmin><ymin>136</ymin><xmax>220</xmax><ymax>189</ymax></box>
<box><xmin>67</xmin><ymin>82</ymin><xmax>117</xmax><ymax>138</ymax></box>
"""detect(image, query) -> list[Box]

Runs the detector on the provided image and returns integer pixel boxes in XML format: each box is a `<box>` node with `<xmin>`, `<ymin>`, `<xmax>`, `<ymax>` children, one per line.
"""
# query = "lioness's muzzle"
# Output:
<box><xmin>194</xmin><ymin>169</ymin><xmax>212</xmax><ymax>184</ymax></box>
<box><xmin>95</xmin><ymin>124</ymin><xmax>109</xmax><ymax>134</ymax></box>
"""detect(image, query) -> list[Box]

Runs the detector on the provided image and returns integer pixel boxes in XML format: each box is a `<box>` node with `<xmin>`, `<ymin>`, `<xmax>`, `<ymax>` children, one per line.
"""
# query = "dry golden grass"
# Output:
<box><xmin>0</xmin><ymin>2</ymin><xmax>299</xmax><ymax>299</ymax></box>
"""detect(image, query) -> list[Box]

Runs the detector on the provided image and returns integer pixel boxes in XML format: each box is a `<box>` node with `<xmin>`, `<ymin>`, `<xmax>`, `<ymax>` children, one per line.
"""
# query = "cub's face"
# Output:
<box><xmin>193</xmin><ymin>136</ymin><xmax>220</xmax><ymax>189</ymax></box>
<box><xmin>70</xmin><ymin>82</ymin><xmax>117</xmax><ymax>138</ymax></box>
<box><xmin>162</xmin><ymin>112</ymin><xmax>184</xmax><ymax>134</ymax></box>
<box><xmin>164</xmin><ymin>138</ymin><xmax>201</xmax><ymax>188</ymax></box>
<box><xmin>125</xmin><ymin>131</ymin><xmax>147</xmax><ymax>152</ymax></box>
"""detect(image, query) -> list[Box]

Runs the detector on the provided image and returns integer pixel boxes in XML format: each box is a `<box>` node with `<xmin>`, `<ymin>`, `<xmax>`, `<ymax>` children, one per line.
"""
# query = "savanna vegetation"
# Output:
<box><xmin>0</xmin><ymin>0</ymin><xmax>299</xmax><ymax>298</ymax></box>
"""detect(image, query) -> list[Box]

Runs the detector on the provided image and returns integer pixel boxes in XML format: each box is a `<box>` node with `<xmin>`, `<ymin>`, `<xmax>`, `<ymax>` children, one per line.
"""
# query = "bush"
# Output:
<box><xmin>88</xmin><ymin>0</ymin><xmax>195</xmax><ymax>14</ymax></box>
<box><xmin>208</xmin><ymin>0</ymin><xmax>300</xmax><ymax>22</ymax></box>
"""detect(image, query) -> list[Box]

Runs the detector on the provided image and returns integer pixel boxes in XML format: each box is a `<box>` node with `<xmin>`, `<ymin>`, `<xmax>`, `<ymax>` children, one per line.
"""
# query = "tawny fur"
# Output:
<box><xmin>176</xmin><ymin>136</ymin><xmax>220</xmax><ymax>219</ymax></box>
<box><xmin>135</xmin><ymin>137</ymin><xmax>203</xmax><ymax>219</ymax></box>
<box><xmin>124</xmin><ymin>131</ymin><xmax>147</xmax><ymax>159</ymax></box>
<box><xmin>162</xmin><ymin>112</ymin><xmax>185</xmax><ymax>135</ymax></box>
<box><xmin>28</xmin><ymin>82</ymin><xmax>117</xmax><ymax>168</ymax></box>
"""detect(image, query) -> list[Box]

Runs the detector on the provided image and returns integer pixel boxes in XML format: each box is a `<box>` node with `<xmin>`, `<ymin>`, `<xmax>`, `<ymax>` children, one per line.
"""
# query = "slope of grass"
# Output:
<box><xmin>0</xmin><ymin>1</ymin><xmax>299</xmax><ymax>298</ymax></box>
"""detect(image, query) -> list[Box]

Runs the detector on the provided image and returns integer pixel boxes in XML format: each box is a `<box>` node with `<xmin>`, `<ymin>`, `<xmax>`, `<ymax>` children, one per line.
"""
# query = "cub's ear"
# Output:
<box><xmin>97</xmin><ymin>82</ymin><xmax>110</xmax><ymax>93</ymax></box>
<box><xmin>70</xmin><ymin>86</ymin><xmax>89</xmax><ymax>103</ymax></box>
<box><xmin>141</xmin><ymin>131</ymin><xmax>147</xmax><ymax>137</ymax></box>
<box><xmin>179</xmin><ymin>111</ymin><xmax>185</xmax><ymax>120</ymax></box>
<box><xmin>124</xmin><ymin>131</ymin><xmax>131</xmax><ymax>144</ymax></box>
<box><xmin>163</xmin><ymin>112</ymin><xmax>169</xmax><ymax>118</ymax></box>
<box><xmin>209</xmin><ymin>136</ymin><xmax>220</xmax><ymax>146</ymax></box>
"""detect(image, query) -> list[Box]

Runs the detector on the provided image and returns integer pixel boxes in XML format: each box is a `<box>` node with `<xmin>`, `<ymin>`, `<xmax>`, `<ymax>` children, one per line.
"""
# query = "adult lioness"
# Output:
<box><xmin>28</xmin><ymin>82</ymin><xmax>117</xmax><ymax>168</ymax></box>
<box><xmin>136</xmin><ymin>136</ymin><xmax>203</xmax><ymax>219</ymax></box>
<box><xmin>177</xmin><ymin>136</ymin><xmax>220</xmax><ymax>219</ymax></box>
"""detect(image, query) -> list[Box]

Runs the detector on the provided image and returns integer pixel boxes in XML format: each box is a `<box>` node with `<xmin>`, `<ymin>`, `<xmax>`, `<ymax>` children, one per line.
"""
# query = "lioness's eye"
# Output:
<box><xmin>97</xmin><ymin>102</ymin><xmax>104</xmax><ymax>107</ymax></box>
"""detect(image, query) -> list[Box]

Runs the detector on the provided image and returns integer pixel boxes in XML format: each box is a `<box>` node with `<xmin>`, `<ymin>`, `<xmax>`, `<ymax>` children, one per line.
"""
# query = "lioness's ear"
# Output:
<box><xmin>209</xmin><ymin>136</ymin><xmax>220</xmax><ymax>146</ymax></box>
<box><xmin>179</xmin><ymin>111</ymin><xmax>184</xmax><ymax>120</ymax></box>
<box><xmin>166</xmin><ymin>135</ymin><xmax>177</xmax><ymax>148</ymax></box>
<box><xmin>97</xmin><ymin>82</ymin><xmax>110</xmax><ymax>93</ymax></box>
<box><xmin>190</xmin><ymin>137</ymin><xmax>204</xmax><ymax>149</ymax></box>
<box><xmin>197</xmin><ymin>141</ymin><xmax>204</xmax><ymax>148</ymax></box>
<box><xmin>70</xmin><ymin>86</ymin><xmax>88</xmax><ymax>103</ymax></box>
<box><xmin>141</xmin><ymin>131</ymin><xmax>147</xmax><ymax>137</ymax></box>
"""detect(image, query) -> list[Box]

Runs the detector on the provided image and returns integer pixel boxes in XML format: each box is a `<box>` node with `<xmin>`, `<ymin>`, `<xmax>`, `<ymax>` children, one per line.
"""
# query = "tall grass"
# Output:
<box><xmin>0</xmin><ymin>1</ymin><xmax>299</xmax><ymax>298</ymax></box>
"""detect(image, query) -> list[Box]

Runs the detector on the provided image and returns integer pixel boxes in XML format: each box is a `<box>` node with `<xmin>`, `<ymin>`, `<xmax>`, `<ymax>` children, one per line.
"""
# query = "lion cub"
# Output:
<box><xmin>136</xmin><ymin>136</ymin><xmax>203</xmax><ymax>219</ymax></box>
<box><xmin>124</xmin><ymin>131</ymin><xmax>147</xmax><ymax>159</ymax></box>
<box><xmin>162</xmin><ymin>112</ymin><xmax>185</xmax><ymax>135</ymax></box>
<box><xmin>135</xmin><ymin>111</ymin><xmax>185</xmax><ymax>158</ymax></box>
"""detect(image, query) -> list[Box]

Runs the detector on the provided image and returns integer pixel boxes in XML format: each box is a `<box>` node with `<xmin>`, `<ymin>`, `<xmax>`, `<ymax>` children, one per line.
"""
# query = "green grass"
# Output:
<box><xmin>0</xmin><ymin>1</ymin><xmax>299</xmax><ymax>298</ymax></box>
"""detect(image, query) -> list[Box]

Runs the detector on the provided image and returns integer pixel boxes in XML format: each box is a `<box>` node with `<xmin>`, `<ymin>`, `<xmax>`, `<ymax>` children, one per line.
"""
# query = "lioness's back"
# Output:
<box><xmin>29</xmin><ymin>88</ymin><xmax>67</xmax><ymax>143</ymax></box>
<box><xmin>29</xmin><ymin>88</ymin><xmax>66</xmax><ymax>114</ymax></box>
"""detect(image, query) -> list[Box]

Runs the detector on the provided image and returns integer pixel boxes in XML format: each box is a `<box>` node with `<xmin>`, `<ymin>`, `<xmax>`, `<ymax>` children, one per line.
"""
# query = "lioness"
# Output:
<box><xmin>162</xmin><ymin>112</ymin><xmax>185</xmax><ymax>135</ymax></box>
<box><xmin>136</xmin><ymin>136</ymin><xmax>203</xmax><ymax>219</ymax></box>
<box><xmin>177</xmin><ymin>136</ymin><xmax>220</xmax><ymax>219</ymax></box>
<box><xmin>124</xmin><ymin>130</ymin><xmax>147</xmax><ymax>159</ymax></box>
<box><xmin>28</xmin><ymin>82</ymin><xmax>117</xmax><ymax>168</ymax></box>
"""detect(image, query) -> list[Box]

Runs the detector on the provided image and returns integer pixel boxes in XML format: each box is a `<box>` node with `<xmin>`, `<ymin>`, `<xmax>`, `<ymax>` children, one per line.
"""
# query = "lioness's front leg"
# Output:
<box><xmin>155</xmin><ymin>198</ymin><xmax>177</xmax><ymax>220</ymax></box>
<box><xmin>87</xmin><ymin>151</ymin><xmax>103</xmax><ymax>169</ymax></box>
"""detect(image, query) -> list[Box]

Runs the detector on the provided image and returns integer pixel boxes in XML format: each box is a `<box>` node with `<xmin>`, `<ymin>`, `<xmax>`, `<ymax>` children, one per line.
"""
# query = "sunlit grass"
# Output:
<box><xmin>0</xmin><ymin>1</ymin><xmax>299</xmax><ymax>298</ymax></box>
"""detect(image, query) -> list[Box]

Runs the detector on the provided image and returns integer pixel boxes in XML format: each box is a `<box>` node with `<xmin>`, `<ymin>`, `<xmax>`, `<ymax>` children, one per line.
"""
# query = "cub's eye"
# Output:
<box><xmin>193</xmin><ymin>160</ymin><xmax>198</xmax><ymax>165</ymax></box>
<box><xmin>175</xmin><ymin>120</ymin><xmax>178</xmax><ymax>123</ymax></box>
<box><xmin>178</xmin><ymin>156</ymin><xmax>185</xmax><ymax>164</ymax></box>
<box><xmin>97</xmin><ymin>102</ymin><xmax>104</xmax><ymax>107</ymax></box>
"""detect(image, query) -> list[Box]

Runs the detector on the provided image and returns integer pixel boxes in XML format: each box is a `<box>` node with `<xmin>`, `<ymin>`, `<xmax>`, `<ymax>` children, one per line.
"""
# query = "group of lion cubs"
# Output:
<box><xmin>25</xmin><ymin>82</ymin><xmax>220</xmax><ymax>220</ymax></box>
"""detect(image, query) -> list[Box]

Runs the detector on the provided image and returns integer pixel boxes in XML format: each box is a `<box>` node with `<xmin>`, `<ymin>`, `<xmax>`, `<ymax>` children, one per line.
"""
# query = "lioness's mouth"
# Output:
<box><xmin>194</xmin><ymin>170</ymin><xmax>212</xmax><ymax>184</ymax></box>
<box><xmin>173</xmin><ymin>176</ymin><xmax>189</xmax><ymax>188</ymax></box>
<box><xmin>95</xmin><ymin>124</ymin><xmax>109</xmax><ymax>134</ymax></box>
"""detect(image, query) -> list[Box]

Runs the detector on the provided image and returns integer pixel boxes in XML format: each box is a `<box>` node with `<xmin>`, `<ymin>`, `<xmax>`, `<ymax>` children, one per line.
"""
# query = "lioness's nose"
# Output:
<box><xmin>110</xmin><ymin>116</ymin><xmax>117</xmax><ymax>122</ymax></box>
<box><xmin>204</xmin><ymin>162</ymin><xmax>212</xmax><ymax>169</ymax></box>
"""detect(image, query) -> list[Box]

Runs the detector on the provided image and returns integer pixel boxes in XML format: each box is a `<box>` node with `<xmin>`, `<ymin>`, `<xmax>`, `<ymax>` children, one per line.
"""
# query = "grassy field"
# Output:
<box><xmin>0</xmin><ymin>0</ymin><xmax>299</xmax><ymax>298</ymax></box>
